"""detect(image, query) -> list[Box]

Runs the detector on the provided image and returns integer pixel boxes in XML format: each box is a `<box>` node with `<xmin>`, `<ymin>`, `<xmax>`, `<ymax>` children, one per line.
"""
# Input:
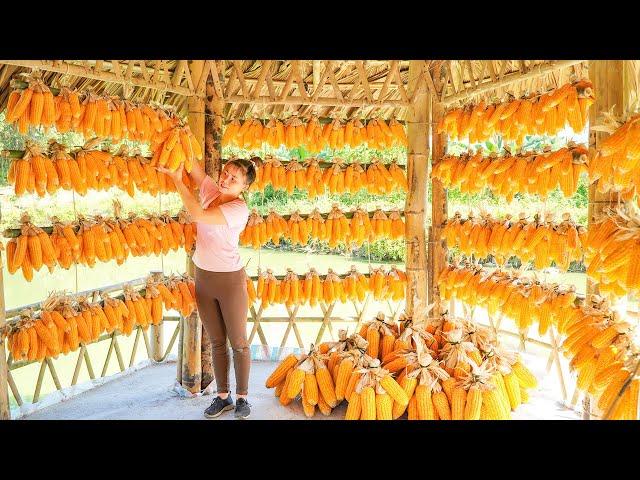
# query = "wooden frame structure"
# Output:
<box><xmin>2</xmin><ymin>59</ymin><xmax>636</xmax><ymax>420</ymax></box>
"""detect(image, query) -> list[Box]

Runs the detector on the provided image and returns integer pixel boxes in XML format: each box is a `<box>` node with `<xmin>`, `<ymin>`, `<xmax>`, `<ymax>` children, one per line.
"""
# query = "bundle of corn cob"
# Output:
<box><xmin>443</xmin><ymin>211</ymin><xmax>586</xmax><ymax>269</ymax></box>
<box><xmin>438</xmin><ymin>80</ymin><xmax>595</xmax><ymax>143</ymax></box>
<box><xmin>589</xmin><ymin>112</ymin><xmax>640</xmax><ymax>202</ymax></box>
<box><xmin>5</xmin><ymin>77</ymin><xmax>181</xmax><ymax>141</ymax></box>
<box><xmin>5</xmin><ymin>291</ymin><xmax>130</xmax><ymax>361</ymax></box>
<box><xmin>357</xmin><ymin>312</ymin><xmax>400</xmax><ymax>361</ymax></box>
<box><xmin>432</xmin><ymin>144</ymin><xmax>589</xmax><ymax>201</ymax></box>
<box><xmin>250</xmin><ymin>266</ymin><xmax>407</xmax><ymax>309</ymax></box>
<box><xmin>5</xmin><ymin>213</ymin><xmax>58</xmax><ymax>280</ymax></box>
<box><xmin>7</xmin><ymin>141</ymin><xmax>191</xmax><ymax>198</ymax></box>
<box><xmin>5</xmin><ymin>209</ymin><xmax>196</xmax><ymax>280</ymax></box>
<box><xmin>383</xmin><ymin>316</ymin><xmax>538</xmax><ymax>420</ymax></box>
<box><xmin>264</xmin><ymin>343</ymin><xmax>346</xmax><ymax>418</ymax></box>
<box><xmin>438</xmin><ymin>263</ymin><xmax>577</xmax><ymax>335</ymax></box>
<box><xmin>585</xmin><ymin>205</ymin><xmax>640</xmax><ymax>298</ymax></box>
<box><xmin>222</xmin><ymin>115</ymin><xmax>408</xmax><ymax>151</ymax></box>
<box><xmin>5</xmin><ymin>76</ymin><xmax>57</xmax><ymax>134</ymax></box>
<box><xmin>150</xmin><ymin>124</ymin><xmax>203</xmax><ymax>173</ymax></box>
<box><xmin>556</xmin><ymin>294</ymin><xmax>638</xmax><ymax>420</ymax></box>
<box><xmin>1</xmin><ymin>270</ymin><xmax>197</xmax><ymax>362</ymax></box>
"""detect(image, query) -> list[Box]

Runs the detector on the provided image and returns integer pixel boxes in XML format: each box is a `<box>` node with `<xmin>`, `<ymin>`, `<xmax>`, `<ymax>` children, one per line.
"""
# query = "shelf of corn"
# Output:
<box><xmin>442</xmin><ymin>211</ymin><xmax>586</xmax><ymax>270</ymax></box>
<box><xmin>437</xmin><ymin>80</ymin><xmax>595</xmax><ymax>144</ymax></box>
<box><xmin>584</xmin><ymin>204</ymin><xmax>640</xmax><ymax>299</ymax></box>
<box><xmin>246</xmin><ymin>156</ymin><xmax>407</xmax><ymax>196</ymax></box>
<box><xmin>557</xmin><ymin>294</ymin><xmax>639</xmax><ymax>420</ymax></box>
<box><xmin>3</xmin><ymin>273</ymin><xmax>195</xmax><ymax>362</ymax></box>
<box><xmin>4</xmin><ymin>208</ymin><xmax>196</xmax><ymax>281</ymax></box>
<box><xmin>589</xmin><ymin>112</ymin><xmax>640</xmax><ymax>204</ymax></box>
<box><xmin>438</xmin><ymin>262</ymin><xmax>577</xmax><ymax>335</ymax></box>
<box><xmin>222</xmin><ymin>115</ymin><xmax>408</xmax><ymax>152</ymax></box>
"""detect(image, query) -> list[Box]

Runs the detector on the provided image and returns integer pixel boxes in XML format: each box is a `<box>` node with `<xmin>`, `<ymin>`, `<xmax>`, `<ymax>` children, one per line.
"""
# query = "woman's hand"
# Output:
<box><xmin>157</xmin><ymin>163</ymin><xmax>184</xmax><ymax>183</ymax></box>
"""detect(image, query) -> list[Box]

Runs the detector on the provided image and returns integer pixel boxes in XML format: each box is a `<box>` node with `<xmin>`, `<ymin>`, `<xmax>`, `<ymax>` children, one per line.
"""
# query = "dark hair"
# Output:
<box><xmin>225</xmin><ymin>157</ymin><xmax>262</xmax><ymax>187</ymax></box>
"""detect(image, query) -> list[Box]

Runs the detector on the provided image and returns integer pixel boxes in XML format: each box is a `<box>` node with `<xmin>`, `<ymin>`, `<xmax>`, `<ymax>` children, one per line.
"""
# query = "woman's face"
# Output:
<box><xmin>218</xmin><ymin>163</ymin><xmax>248</xmax><ymax>195</ymax></box>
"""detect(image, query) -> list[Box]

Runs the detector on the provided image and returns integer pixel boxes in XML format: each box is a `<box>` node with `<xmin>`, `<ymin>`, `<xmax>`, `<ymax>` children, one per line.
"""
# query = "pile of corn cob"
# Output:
<box><xmin>557</xmin><ymin>295</ymin><xmax>638</xmax><ymax>420</ymax></box>
<box><xmin>438</xmin><ymin>262</ymin><xmax>577</xmax><ymax>335</ymax></box>
<box><xmin>264</xmin><ymin>332</ymin><xmax>372</xmax><ymax>417</ymax></box>
<box><xmin>247</xmin><ymin>156</ymin><xmax>407</xmax><ymax>196</ymax></box>
<box><xmin>431</xmin><ymin>144</ymin><xmax>589</xmax><ymax>201</ymax></box>
<box><xmin>4</xmin><ymin>209</ymin><xmax>196</xmax><ymax>280</ymax></box>
<box><xmin>266</xmin><ymin>310</ymin><xmax>539</xmax><ymax>419</ymax></box>
<box><xmin>240</xmin><ymin>206</ymin><xmax>405</xmax><ymax>249</ymax></box>
<box><xmin>7</xmin><ymin>141</ymin><xmax>193</xmax><ymax>198</ymax></box>
<box><xmin>584</xmin><ymin>204</ymin><xmax>640</xmax><ymax>298</ymax></box>
<box><xmin>438</xmin><ymin>80</ymin><xmax>595</xmax><ymax>143</ymax></box>
<box><xmin>247</xmin><ymin>266</ymin><xmax>406</xmax><ymax>309</ymax></box>
<box><xmin>2</xmin><ymin>273</ymin><xmax>195</xmax><ymax>362</ymax></box>
<box><xmin>222</xmin><ymin>115</ymin><xmax>408</xmax><ymax>152</ymax></box>
<box><xmin>442</xmin><ymin>211</ymin><xmax>586</xmax><ymax>269</ymax></box>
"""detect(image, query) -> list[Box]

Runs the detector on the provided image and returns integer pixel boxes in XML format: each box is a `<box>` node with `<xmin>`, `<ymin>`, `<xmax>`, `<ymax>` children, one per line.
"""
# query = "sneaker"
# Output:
<box><xmin>234</xmin><ymin>398</ymin><xmax>251</xmax><ymax>419</ymax></box>
<box><xmin>204</xmin><ymin>395</ymin><xmax>234</xmax><ymax>419</ymax></box>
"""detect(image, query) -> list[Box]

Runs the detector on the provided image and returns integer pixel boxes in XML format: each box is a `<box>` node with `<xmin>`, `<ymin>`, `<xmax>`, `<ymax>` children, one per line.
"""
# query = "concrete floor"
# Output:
<box><xmin>22</xmin><ymin>353</ymin><xmax>580</xmax><ymax>420</ymax></box>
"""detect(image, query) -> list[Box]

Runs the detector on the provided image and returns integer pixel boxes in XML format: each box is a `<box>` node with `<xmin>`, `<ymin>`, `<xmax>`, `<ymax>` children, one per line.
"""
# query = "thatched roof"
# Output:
<box><xmin>0</xmin><ymin>60</ymin><xmax>592</xmax><ymax>122</ymax></box>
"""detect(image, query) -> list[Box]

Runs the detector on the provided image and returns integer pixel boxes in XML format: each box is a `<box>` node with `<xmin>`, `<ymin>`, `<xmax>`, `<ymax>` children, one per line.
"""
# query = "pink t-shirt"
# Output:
<box><xmin>192</xmin><ymin>176</ymin><xmax>249</xmax><ymax>272</ymax></box>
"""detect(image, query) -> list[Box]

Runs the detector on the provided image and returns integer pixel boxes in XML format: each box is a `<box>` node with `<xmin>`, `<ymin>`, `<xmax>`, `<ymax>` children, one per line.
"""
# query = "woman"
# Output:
<box><xmin>158</xmin><ymin>157</ymin><xmax>257</xmax><ymax>419</ymax></box>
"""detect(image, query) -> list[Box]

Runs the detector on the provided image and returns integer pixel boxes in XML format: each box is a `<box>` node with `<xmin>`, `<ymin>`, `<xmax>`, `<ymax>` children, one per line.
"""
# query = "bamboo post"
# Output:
<box><xmin>150</xmin><ymin>271</ymin><xmax>164</xmax><ymax>362</ymax></box>
<box><xmin>199</xmin><ymin>77</ymin><xmax>225</xmax><ymax>391</ymax></box>
<box><xmin>404</xmin><ymin>61</ymin><xmax>430</xmax><ymax>322</ymax></box>
<box><xmin>181</xmin><ymin>60</ymin><xmax>205</xmax><ymax>393</ymax></box>
<box><xmin>587</xmin><ymin>61</ymin><xmax>625</xmax><ymax>294</ymax></box>
<box><xmin>585</xmin><ymin>61</ymin><xmax>628</xmax><ymax>418</ymax></box>
<box><xmin>0</xmin><ymin>249</ymin><xmax>10</xmax><ymax>419</ymax></box>
<box><xmin>429</xmin><ymin>98</ymin><xmax>447</xmax><ymax>313</ymax></box>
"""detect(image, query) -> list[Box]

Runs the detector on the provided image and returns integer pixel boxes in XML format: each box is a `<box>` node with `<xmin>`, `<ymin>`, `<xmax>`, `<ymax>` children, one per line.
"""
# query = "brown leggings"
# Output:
<box><xmin>194</xmin><ymin>266</ymin><xmax>250</xmax><ymax>396</ymax></box>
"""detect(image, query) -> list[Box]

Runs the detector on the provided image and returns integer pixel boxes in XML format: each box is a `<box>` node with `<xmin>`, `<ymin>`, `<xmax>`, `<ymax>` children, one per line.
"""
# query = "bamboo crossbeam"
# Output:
<box><xmin>2</xmin><ymin>208</ymin><xmax>405</xmax><ymax>239</ymax></box>
<box><xmin>0</xmin><ymin>150</ymin><xmax>407</xmax><ymax>171</ymax></box>
<box><xmin>0</xmin><ymin>60</ymin><xmax>194</xmax><ymax>96</ymax></box>
<box><xmin>224</xmin><ymin>95</ymin><xmax>410</xmax><ymax>108</ymax></box>
<box><xmin>441</xmin><ymin>60</ymin><xmax>586</xmax><ymax>106</ymax></box>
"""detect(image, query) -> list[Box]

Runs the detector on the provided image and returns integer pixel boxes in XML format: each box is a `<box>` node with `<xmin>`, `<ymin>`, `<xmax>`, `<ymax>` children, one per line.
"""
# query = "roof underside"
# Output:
<box><xmin>0</xmin><ymin>60</ymin><xmax>593</xmax><ymax>122</ymax></box>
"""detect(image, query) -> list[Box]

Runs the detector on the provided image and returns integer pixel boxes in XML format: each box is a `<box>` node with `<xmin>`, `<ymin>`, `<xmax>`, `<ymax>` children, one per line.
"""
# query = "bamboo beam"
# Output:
<box><xmin>224</xmin><ymin>95</ymin><xmax>409</xmax><ymax>108</ymax></box>
<box><xmin>441</xmin><ymin>60</ymin><xmax>585</xmax><ymax>107</ymax></box>
<box><xmin>181</xmin><ymin>60</ymin><xmax>204</xmax><ymax>394</ymax></box>
<box><xmin>404</xmin><ymin>61</ymin><xmax>429</xmax><ymax>322</ymax></box>
<box><xmin>0</xmin><ymin>60</ymin><xmax>195</xmax><ymax>97</ymax></box>
<box><xmin>0</xmin><ymin>248</ymin><xmax>10</xmax><ymax>419</ymax></box>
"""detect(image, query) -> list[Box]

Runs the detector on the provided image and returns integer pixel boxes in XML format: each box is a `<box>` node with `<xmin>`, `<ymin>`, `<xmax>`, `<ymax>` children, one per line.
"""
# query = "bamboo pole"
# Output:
<box><xmin>587</xmin><ymin>61</ymin><xmax>625</xmax><ymax>297</ymax></box>
<box><xmin>0</xmin><ymin>248</ymin><xmax>10</xmax><ymax>419</ymax></box>
<box><xmin>181</xmin><ymin>60</ymin><xmax>204</xmax><ymax>393</ymax></box>
<box><xmin>199</xmin><ymin>78</ymin><xmax>225</xmax><ymax>391</ymax></box>
<box><xmin>404</xmin><ymin>61</ymin><xmax>429</xmax><ymax>322</ymax></box>
<box><xmin>585</xmin><ymin>60</ymin><xmax>630</xmax><ymax>419</ymax></box>
<box><xmin>429</xmin><ymin>101</ymin><xmax>447</xmax><ymax>312</ymax></box>
<box><xmin>149</xmin><ymin>271</ymin><xmax>164</xmax><ymax>362</ymax></box>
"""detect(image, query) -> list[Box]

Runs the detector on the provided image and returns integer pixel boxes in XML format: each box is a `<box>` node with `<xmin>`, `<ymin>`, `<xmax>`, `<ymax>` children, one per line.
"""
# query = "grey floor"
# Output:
<box><xmin>22</xmin><ymin>355</ymin><xmax>580</xmax><ymax>420</ymax></box>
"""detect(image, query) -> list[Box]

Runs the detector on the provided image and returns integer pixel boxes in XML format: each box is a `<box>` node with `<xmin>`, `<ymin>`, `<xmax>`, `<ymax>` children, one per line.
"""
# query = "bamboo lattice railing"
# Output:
<box><xmin>3</xmin><ymin>273</ymin><xmax>404</xmax><ymax>411</ymax></box>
